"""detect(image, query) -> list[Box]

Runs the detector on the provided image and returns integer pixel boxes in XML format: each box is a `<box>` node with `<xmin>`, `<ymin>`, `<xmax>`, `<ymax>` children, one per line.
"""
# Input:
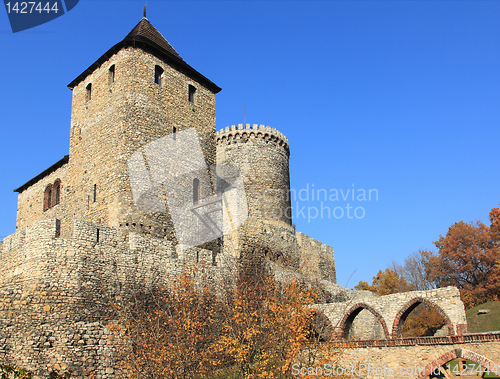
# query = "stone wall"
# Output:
<box><xmin>0</xmin><ymin>218</ymin><xmax>237</xmax><ymax>378</ymax></box>
<box><xmin>15</xmin><ymin>163</ymin><xmax>68</xmax><ymax>232</ymax></box>
<box><xmin>296</xmin><ymin>232</ymin><xmax>336</xmax><ymax>283</ymax></box>
<box><xmin>65</xmin><ymin>45</ymin><xmax>218</xmax><ymax>240</ymax></box>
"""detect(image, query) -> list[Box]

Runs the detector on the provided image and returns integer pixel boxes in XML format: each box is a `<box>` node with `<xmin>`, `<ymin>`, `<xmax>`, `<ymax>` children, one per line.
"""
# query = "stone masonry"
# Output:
<box><xmin>2</xmin><ymin>14</ymin><xmax>492</xmax><ymax>379</ymax></box>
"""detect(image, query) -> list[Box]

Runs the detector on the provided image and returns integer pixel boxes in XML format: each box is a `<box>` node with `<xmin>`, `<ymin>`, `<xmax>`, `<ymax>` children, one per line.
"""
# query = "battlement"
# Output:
<box><xmin>216</xmin><ymin>124</ymin><xmax>289</xmax><ymax>154</ymax></box>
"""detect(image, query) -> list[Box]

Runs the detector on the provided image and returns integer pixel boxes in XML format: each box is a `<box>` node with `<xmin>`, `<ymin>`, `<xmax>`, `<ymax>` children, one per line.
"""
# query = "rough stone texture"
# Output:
<box><xmin>296</xmin><ymin>232</ymin><xmax>336</xmax><ymax>283</ymax></box>
<box><xmin>0</xmin><ymin>218</ymin><xmax>236</xmax><ymax>378</ymax></box>
<box><xmin>16</xmin><ymin>164</ymin><xmax>68</xmax><ymax>231</ymax></box>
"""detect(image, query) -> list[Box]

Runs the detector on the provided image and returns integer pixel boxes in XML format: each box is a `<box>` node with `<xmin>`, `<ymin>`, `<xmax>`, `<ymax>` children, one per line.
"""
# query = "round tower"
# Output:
<box><xmin>216</xmin><ymin>124</ymin><xmax>298</xmax><ymax>268</ymax></box>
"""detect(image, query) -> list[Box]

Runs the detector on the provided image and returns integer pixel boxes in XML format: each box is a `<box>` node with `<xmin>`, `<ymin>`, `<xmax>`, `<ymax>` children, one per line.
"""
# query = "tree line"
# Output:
<box><xmin>355</xmin><ymin>205</ymin><xmax>500</xmax><ymax>335</ymax></box>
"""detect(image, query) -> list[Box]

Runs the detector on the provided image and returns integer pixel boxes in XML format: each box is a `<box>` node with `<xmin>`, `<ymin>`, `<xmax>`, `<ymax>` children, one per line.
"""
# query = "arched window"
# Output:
<box><xmin>43</xmin><ymin>184</ymin><xmax>53</xmax><ymax>212</ymax></box>
<box><xmin>154</xmin><ymin>65</ymin><xmax>163</xmax><ymax>86</ymax></box>
<box><xmin>193</xmin><ymin>178</ymin><xmax>200</xmax><ymax>205</ymax></box>
<box><xmin>52</xmin><ymin>179</ymin><xmax>61</xmax><ymax>206</ymax></box>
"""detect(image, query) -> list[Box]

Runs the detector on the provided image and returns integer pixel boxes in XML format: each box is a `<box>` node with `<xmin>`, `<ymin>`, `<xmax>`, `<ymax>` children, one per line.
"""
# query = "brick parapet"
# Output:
<box><xmin>330</xmin><ymin>332</ymin><xmax>500</xmax><ymax>349</ymax></box>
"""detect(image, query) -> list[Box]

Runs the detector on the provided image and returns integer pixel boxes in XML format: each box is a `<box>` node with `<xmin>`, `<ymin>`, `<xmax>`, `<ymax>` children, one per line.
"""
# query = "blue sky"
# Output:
<box><xmin>1</xmin><ymin>1</ymin><xmax>499</xmax><ymax>287</ymax></box>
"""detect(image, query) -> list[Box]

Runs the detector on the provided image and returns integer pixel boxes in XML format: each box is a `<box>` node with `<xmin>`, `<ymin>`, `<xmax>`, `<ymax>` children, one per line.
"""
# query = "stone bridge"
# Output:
<box><xmin>316</xmin><ymin>286</ymin><xmax>467</xmax><ymax>339</ymax></box>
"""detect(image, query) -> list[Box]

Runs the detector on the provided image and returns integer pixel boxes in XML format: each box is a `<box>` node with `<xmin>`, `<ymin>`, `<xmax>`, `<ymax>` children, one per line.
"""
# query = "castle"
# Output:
<box><xmin>2</xmin><ymin>14</ymin><xmax>498</xmax><ymax>379</ymax></box>
<box><xmin>0</xmin><ymin>15</ymin><xmax>337</xmax><ymax>377</ymax></box>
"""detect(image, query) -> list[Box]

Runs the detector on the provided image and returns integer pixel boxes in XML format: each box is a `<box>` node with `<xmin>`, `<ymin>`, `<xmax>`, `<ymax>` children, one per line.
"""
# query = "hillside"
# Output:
<box><xmin>466</xmin><ymin>301</ymin><xmax>500</xmax><ymax>333</ymax></box>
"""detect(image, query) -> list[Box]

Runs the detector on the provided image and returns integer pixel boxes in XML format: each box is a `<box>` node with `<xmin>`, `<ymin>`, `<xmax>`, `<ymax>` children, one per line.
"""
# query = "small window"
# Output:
<box><xmin>53</xmin><ymin>179</ymin><xmax>61</xmax><ymax>206</ymax></box>
<box><xmin>154</xmin><ymin>65</ymin><xmax>163</xmax><ymax>86</ymax></box>
<box><xmin>109</xmin><ymin>64</ymin><xmax>115</xmax><ymax>84</ymax></box>
<box><xmin>86</xmin><ymin>83</ymin><xmax>92</xmax><ymax>101</ymax></box>
<box><xmin>188</xmin><ymin>85</ymin><xmax>196</xmax><ymax>103</ymax></box>
<box><xmin>173</xmin><ymin>126</ymin><xmax>177</xmax><ymax>141</ymax></box>
<box><xmin>93</xmin><ymin>184</ymin><xmax>97</xmax><ymax>203</ymax></box>
<box><xmin>193</xmin><ymin>178</ymin><xmax>200</xmax><ymax>205</ymax></box>
<box><xmin>43</xmin><ymin>184</ymin><xmax>53</xmax><ymax>212</ymax></box>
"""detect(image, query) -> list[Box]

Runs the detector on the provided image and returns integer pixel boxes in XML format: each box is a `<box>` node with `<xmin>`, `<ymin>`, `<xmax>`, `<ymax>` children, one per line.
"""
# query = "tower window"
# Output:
<box><xmin>86</xmin><ymin>83</ymin><xmax>92</xmax><ymax>101</ymax></box>
<box><xmin>93</xmin><ymin>184</ymin><xmax>97</xmax><ymax>203</ymax></box>
<box><xmin>193</xmin><ymin>178</ymin><xmax>200</xmax><ymax>205</ymax></box>
<box><xmin>109</xmin><ymin>64</ymin><xmax>115</xmax><ymax>84</ymax></box>
<box><xmin>154</xmin><ymin>65</ymin><xmax>163</xmax><ymax>86</ymax></box>
<box><xmin>188</xmin><ymin>85</ymin><xmax>196</xmax><ymax>103</ymax></box>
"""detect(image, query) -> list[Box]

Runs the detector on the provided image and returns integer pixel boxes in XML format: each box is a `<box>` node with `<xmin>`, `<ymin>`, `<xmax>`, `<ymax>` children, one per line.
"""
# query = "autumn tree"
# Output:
<box><xmin>111</xmin><ymin>262</ymin><xmax>347</xmax><ymax>379</ymax></box>
<box><xmin>490</xmin><ymin>206</ymin><xmax>500</xmax><ymax>243</ymax></box>
<box><xmin>390</xmin><ymin>250</ymin><xmax>437</xmax><ymax>291</ymax></box>
<box><xmin>428</xmin><ymin>220</ymin><xmax>500</xmax><ymax>308</ymax></box>
<box><xmin>355</xmin><ymin>268</ymin><xmax>412</xmax><ymax>295</ymax></box>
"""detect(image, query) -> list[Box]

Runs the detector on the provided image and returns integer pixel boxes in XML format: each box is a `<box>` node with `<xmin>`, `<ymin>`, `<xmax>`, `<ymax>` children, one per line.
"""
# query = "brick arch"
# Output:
<box><xmin>338</xmin><ymin>303</ymin><xmax>389</xmax><ymax>340</ymax></box>
<box><xmin>310</xmin><ymin>310</ymin><xmax>335</xmax><ymax>342</ymax></box>
<box><xmin>392</xmin><ymin>297</ymin><xmax>453</xmax><ymax>338</ymax></box>
<box><xmin>416</xmin><ymin>348</ymin><xmax>500</xmax><ymax>379</ymax></box>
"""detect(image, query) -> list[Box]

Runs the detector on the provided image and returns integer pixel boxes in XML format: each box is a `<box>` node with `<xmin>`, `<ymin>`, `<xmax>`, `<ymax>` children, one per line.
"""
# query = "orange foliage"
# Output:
<box><xmin>110</xmin><ymin>265</ymin><xmax>348</xmax><ymax>378</ymax></box>
<box><xmin>429</xmin><ymin>220</ymin><xmax>500</xmax><ymax>308</ymax></box>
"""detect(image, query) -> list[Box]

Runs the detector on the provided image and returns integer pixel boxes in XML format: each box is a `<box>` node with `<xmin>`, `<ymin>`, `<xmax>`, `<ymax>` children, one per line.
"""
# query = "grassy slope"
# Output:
<box><xmin>466</xmin><ymin>301</ymin><xmax>500</xmax><ymax>333</ymax></box>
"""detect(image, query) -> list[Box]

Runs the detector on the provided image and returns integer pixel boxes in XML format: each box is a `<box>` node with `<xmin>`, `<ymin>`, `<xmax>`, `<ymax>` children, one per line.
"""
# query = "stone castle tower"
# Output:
<box><xmin>216</xmin><ymin>124</ymin><xmax>299</xmax><ymax>268</ymax></box>
<box><xmin>16</xmin><ymin>16</ymin><xmax>221</xmax><ymax>243</ymax></box>
<box><xmin>2</xmin><ymin>16</ymin><xmax>338</xmax><ymax>377</ymax></box>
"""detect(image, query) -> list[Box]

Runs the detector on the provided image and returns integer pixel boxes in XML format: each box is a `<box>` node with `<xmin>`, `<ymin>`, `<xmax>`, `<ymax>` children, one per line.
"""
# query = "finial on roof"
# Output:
<box><xmin>143</xmin><ymin>4</ymin><xmax>147</xmax><ymax>18</ymax></box>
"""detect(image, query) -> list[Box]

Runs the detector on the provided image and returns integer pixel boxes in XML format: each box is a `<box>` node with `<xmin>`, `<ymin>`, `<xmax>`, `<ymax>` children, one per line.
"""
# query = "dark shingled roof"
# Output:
<box><xmin>14</xmin><ymin>155</ymin><xmax>69</xmax><ymax>194</ymax></box>
<box><xmin>68</xmin><ymin>18</ymin><xmax>221</xmax><ymax>93</ymax></box>
<box><xmin>123</xmin><ymin>18</ymin><xmax>184</xmax><ymax>61</ymax></box>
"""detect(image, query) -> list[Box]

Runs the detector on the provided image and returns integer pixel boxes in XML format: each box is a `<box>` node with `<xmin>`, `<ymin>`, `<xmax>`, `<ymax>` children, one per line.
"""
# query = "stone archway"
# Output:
<box><xmin>392</xmin><ymin>297</ymin><xmax>453</xmax><ymax>338</ymax></box>
<box><xmin>310</xmin><ymin>310</ymin><xmax>334</xmax><ymax>342</ymax></box>
<box><xmin>417</xmin><ymin>348</ymin><xmax>500</xmax><ymax>379</ymax></box>
<box><xmin>338</xmin><ymin>303</ymin><xmax>389</xmax><ymax>340</ymax></box>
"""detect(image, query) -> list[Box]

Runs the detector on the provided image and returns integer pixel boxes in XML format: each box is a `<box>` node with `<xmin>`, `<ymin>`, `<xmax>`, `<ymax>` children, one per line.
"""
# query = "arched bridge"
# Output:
<box><xmin>316</xmin><ymin>286</ymin><xmax>467</xmax><ymax>340</ymax></box>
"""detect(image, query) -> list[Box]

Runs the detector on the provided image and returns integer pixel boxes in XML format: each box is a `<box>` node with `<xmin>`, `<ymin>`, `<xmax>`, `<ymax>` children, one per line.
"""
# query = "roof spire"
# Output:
<box><xmin>143</xmin><ymin>4</ymin><xmax>147</xmax><ymax>18</ymax></box>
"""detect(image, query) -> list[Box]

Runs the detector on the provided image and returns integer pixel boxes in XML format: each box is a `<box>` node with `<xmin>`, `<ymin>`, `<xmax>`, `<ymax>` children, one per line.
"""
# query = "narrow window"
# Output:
<box><xmin>154</xmin><ymin>65</ymin><xmax>163</xmax><ymax>86</ymax></box>
<box><xmin>53</xmin><ymin>179</ymin><xmax>61</xmax><ymax>206</ymax></box>
<box><xmin>188</xmin><ymin>85</ymin><xmax>196</xmax><ymax>103</ymax></box>
<box><xmin>96</xmin><ymin>228</ymin><xmax>100</xmax><ymax>243</ymax></box>
<box><xmin>93</xmin><ymin>184</ymin><xmax>97</xmax><ymax>203</ymax></box>
<box><xmin>43</xmin><ymin>184</ymin><xmax>53</xmax><ymax>211</ymax></box>
<box><xmin>109</xmin><ymin>64</ymin><xmax>115</xmax><ymax>84</ymax></box>
<box><xmin>193</xmin><ymin>178</ymin><xmax>200</xmax><ymax>205</ymax></box>
<box><xmin>86</xmin><ymin>83</ymin><xmax>92</xmax><ymax>101</ymax></box>
<box><xmin>173</xmin><ymin>126</ymin><xmax>177</xmax><ymax>141</ymax></box>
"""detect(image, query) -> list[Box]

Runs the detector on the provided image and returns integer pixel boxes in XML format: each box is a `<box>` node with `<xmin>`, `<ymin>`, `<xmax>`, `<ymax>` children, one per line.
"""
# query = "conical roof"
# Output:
<box><xmin>123</xmin><ymin>17</ymin><xmax>184</xmax><ymax>61</ymax></box>
<box><xmin>68</xmin><ymin>17</ymin><xmax>220</xmax><ymax>93</ymax></box>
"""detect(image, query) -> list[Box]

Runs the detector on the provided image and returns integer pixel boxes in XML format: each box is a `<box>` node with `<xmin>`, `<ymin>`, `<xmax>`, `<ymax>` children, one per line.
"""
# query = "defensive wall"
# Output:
<box><xmin>0</xmin><ymin>218</ymin><xmax>237</xmax><ymax>378</ymax></box>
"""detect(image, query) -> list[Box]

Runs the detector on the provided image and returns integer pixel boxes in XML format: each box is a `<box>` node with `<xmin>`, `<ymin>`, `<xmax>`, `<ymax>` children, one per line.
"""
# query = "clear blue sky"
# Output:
<box><xmin>1</xmin><ymin>1</ymin><xmax>499</xmax><ymax>287</ymax></box>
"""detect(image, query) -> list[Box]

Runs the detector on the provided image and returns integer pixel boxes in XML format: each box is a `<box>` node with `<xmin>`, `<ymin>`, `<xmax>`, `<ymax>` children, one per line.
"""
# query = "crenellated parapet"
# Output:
<box><xmin>216</xmin><ymin>123</ymin><xmax>290</xmax><ymax>155</ymax></box>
